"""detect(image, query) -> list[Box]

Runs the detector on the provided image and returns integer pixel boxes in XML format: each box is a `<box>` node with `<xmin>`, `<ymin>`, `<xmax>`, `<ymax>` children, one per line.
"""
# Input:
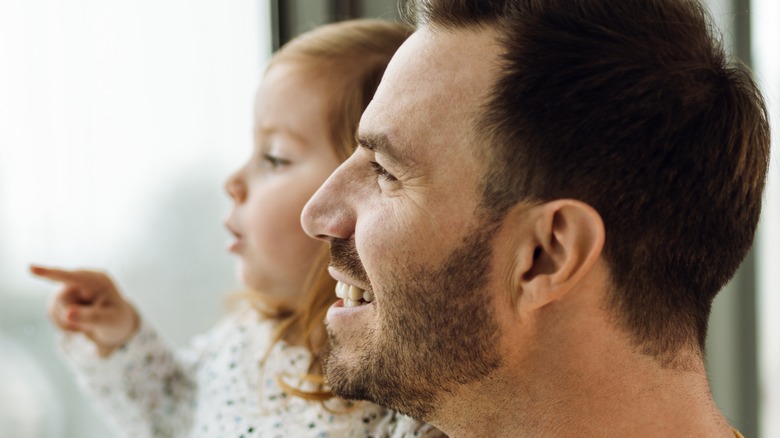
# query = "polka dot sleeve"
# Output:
<box><xmin>60</xmin><ymin>317</ymin><xmax>204</xmax><ymax>437</ymax></box>
<box><xmin>59</xmin><ymin>306</ymin><xmax>447</xmax><ymax>437</ymax></box>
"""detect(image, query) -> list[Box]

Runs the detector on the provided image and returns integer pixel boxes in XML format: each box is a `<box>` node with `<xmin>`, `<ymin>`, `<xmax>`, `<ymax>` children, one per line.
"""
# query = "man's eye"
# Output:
<box><xmin>370</xmin><ymin>161</ymin><xmax>398</xmax><ymax>182</ymax></box>
<box><xmin>262</xmin><ymin>154</ymin><xmax>290</xmax><ymax>169</ymax></box>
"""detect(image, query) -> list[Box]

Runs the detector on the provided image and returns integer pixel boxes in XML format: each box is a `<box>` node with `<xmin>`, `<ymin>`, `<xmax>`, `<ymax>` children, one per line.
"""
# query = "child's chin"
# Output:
<box><xmin>237</xmin><ymin>263</ymin><xmax>257</xmax><ymax>288</ymax></box>
<box><xmin>240</xmin><ymin>266</ymin><xmax>271</xmax><ymax>292</ymax></box>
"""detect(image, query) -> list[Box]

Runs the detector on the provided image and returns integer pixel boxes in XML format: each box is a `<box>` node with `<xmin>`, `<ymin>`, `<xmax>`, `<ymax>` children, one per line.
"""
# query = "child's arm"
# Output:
<box><xmin>31</xmin><ymin>265</ymin><xmax>201</xmax><ymax>437</ymax></box>
<box><xmin>30</xmin><ymin>265</ymin><xmax>139</xmax><ymax>357</ymax></box>
<box><xmin>60</xmin><ymin>315</ymin><xmax>201</xmax><ymax>437</ymax></box>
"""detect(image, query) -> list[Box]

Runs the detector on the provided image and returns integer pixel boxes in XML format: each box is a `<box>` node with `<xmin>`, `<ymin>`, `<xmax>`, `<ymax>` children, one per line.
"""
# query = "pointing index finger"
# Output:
<box><xmin>29</xmin><ymin>265</ymin><xmax>83</xmax><ymax>283</ymax></box>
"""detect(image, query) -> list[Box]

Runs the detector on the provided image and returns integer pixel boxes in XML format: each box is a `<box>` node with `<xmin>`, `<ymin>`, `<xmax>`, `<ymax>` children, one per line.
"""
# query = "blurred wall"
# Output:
<box><xmin>0</xmin><ymin>1</ymin><xmax>270</xmax><ymax>436</ymax></box>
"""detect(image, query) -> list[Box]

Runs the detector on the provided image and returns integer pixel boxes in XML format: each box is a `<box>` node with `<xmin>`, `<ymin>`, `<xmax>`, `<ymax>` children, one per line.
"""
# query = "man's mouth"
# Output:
<box><xmin>335</xmin><ymin>281</ymin><xmax>374</xmax><ymax>307</ymax></box>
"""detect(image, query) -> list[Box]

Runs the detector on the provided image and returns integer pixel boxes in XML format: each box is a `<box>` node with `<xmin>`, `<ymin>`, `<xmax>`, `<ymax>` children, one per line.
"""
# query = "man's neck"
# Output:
<box><xmin>430</xmin><ymin>334</ymin><xmax>734</xmax><ymax>437</ymax></box>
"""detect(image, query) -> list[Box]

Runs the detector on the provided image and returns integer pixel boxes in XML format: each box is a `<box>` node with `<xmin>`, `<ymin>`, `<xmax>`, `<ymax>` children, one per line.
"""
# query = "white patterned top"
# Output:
<box><xmin>60</xmin><ymin>305</ymin><xmax>443</xmax><ymax>438</ymax></box>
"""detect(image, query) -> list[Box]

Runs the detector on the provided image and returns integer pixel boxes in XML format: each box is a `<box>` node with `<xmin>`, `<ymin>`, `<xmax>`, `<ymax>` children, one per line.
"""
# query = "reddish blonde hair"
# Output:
<box><xmin>251</xmin><ymin>19</ymin><xmax>412</xmax><ymax>400</ymax></box>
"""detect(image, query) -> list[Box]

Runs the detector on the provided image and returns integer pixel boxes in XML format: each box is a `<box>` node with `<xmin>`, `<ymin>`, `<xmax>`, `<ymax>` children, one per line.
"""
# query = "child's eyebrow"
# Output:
<box><xmin>255</xmin><ymin>125</ymin><xmax>308</xmax><ymax>147</ymax></box>
<box><xmin>356</xmin><ymin>131</ymin><xmax>411</xmax><ymax>167</ymax></box>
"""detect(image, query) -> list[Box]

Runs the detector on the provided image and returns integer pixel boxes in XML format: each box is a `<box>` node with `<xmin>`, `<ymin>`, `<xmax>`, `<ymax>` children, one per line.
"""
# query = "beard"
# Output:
<box><xmin>324</xmin><ymin>222</ymin><xmax>503</xmax><ymax>421</ymax></box>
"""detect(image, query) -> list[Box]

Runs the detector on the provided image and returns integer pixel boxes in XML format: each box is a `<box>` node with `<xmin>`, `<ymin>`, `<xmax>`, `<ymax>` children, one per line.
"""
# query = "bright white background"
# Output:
<box><xmin>0</xmin><ymin>1</ymin><xmax>269</xmax><ymax>436</ymax></box>
<box><xmin>754</xmin><ymin>0</ymin><xmax>780</xmax><ymax>435</ymax></box>
<box><xmin>0</xmin><ymin>1</ymin><xmax>777</xmax><ymax>437</ymax></box>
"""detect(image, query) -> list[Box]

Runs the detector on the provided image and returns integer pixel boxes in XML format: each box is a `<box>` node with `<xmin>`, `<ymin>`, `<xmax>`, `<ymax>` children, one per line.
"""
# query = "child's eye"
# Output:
<box><xmin>262</xmin><ymin>154</ymin><xmax>291</xmax><ymax>169</ymax></box>
<box><xmin>370</xmin><ymin>161</ymin><xmax>398</xmax><ymax>182</ymax></box>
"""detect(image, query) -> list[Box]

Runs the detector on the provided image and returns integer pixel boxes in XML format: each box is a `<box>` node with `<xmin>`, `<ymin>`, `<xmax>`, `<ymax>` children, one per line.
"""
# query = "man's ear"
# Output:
<box><xmin>509</xmin><ymin>199</ymin><xmax>605</xmax><ymax>313</ymax></box>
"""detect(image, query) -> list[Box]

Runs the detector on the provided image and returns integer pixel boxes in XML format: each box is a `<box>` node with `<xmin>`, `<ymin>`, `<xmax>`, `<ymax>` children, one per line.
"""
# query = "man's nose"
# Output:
<box><xmin>301</xmin><ymin>162</ymin><xmax>356</xmax><ymax>243</ymax></box>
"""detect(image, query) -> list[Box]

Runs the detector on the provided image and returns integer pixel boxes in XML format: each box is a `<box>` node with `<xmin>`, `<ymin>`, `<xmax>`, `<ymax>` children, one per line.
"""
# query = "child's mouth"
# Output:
<box><xmin>225</xmin><ymin>226</ymin><xmax>243</xmax><ymax>252</ymax></box>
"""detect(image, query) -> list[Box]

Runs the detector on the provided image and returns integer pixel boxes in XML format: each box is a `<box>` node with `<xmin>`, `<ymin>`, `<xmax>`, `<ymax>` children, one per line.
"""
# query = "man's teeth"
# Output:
<box><xmin>335</xmin><ymin>281</ymin><xmax>373</xmax><ymax>307</ymax></box>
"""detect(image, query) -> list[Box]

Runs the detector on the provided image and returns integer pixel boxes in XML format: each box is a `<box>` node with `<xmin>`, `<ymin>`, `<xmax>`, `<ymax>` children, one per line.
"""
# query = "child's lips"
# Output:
<box><xmin>227</xmin><ymin>235</ymin><xmax>243</xmax><ymax>253</ymax></box>
<box><xmin>224</xmin><ymin>223</ymin><xmax>243</xmax><ymax>252</ymax></box>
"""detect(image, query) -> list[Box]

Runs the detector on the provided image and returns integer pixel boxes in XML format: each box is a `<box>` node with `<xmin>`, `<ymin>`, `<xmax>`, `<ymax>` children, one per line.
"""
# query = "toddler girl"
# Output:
<box><xmin>32</xmin><ymin>19</ymin><xmax>442</xmax><ymax>438</ymax></box>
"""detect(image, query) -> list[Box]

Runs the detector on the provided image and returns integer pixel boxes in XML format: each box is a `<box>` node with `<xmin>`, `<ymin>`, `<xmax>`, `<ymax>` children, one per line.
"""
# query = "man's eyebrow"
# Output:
<box><xmin>356</xmin><ymin>132</ymin><xmax>409</xmax><ymax>166</ymax></box>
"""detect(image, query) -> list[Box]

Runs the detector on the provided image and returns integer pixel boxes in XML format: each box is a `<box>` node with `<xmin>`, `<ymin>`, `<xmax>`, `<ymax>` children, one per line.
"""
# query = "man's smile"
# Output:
<box><xmin>335</xmin><ymin>280</ymin><xmax>374</xmax><ymax>307</ymax></box>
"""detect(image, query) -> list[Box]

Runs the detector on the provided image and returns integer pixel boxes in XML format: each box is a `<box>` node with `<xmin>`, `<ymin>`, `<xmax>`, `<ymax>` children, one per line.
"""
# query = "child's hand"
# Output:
<box><xmin>30</xmin><ymin>265</ymin><xmax>140</xmax><ymax>357</ymax></box>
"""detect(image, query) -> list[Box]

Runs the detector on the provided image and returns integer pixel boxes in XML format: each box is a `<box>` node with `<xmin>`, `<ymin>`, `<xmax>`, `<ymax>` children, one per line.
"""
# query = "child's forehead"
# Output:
<box><xmin>252</xmin><ymin>62</ymin><xmax>337</xmax><ymax>151</ymax></box>
<box><xmin>255</xmin><ymin>61</ymin><xmax>338</xmax><ymax>107</ymax></box>
<box><xmin>263</xmin><ymin>58</ymin><xmax>337</xmax><ymax>86</ymax></box>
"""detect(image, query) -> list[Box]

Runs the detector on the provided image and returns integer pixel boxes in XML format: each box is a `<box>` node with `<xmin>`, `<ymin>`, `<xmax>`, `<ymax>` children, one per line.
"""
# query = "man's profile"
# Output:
<box><xmin>302</xmin><ymin>0</ymin><xmax>770</xmax><ymax>436</ymax></box>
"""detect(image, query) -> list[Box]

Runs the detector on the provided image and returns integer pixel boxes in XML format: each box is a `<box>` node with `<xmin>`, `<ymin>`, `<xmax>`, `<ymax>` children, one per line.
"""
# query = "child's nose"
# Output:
<box><xmin>225</xmin><ymin>171</ymin><xmax>247</xmax><ymax>203</ymax></box>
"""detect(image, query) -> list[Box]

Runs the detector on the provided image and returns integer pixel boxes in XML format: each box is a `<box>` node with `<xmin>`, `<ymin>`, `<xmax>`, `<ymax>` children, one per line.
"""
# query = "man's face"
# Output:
<box><xmin>302</xmin><ymin>27</ymin><xmax>506</xmax><ymax>420</ymax></box>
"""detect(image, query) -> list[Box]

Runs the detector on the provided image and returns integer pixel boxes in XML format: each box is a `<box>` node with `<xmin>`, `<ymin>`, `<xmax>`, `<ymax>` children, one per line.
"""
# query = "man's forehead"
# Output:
<box><xmin>381</xmin><ymin>26</ymin><xmax>499</xmax><ymax>107</ymax></box>
<box><xmin>358</xmin><ymin>26</ymin><xmax>501</xmax><ymax>157</ymax></box>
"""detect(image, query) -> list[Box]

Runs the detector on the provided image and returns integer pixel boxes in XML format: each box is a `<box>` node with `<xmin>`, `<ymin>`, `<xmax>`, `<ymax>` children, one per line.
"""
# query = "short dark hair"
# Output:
<box><xmin>404</xmin><ymin>0</ymin><xmax>770</xmax><ymax>361</ymax></box>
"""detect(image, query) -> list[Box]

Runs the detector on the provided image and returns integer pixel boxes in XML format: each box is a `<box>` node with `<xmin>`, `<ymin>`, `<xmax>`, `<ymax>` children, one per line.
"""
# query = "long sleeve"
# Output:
<box><xmin>59</xmin><ymin>305</ymin><xmax>446</xmax><ymax>437</ymax></box>
<box><xmin>60</xmin><ymin>318</ymin><xmax>210</xmax><ymax>437</ymax></box>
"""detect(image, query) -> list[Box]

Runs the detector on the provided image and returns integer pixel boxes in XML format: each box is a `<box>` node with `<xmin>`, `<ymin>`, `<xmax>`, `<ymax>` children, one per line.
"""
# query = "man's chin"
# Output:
<box><xmin>322</xmin><ymin>348</ymin><xmax>377</xmax><ymax>402</ymax></box>
<box><xmin>323</xmin><ymin>342</ymin><xmax>438</xmax><ymax>421</ymax></box>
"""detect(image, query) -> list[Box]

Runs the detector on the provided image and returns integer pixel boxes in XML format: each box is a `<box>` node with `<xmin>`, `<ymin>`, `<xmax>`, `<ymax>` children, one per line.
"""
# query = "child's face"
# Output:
<box><xmin>224</xmin><ymin>61</ymin><xmax>342</xmax><ymax>311</ymax></box>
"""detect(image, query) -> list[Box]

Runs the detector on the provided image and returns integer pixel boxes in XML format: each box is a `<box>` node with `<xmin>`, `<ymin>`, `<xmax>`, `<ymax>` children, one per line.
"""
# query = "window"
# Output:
<box><xmin>0</xmin><ymin>1</ymin><xmax>269</xmax><ymax>436</ymax></box>
<box><xmin>754</xmin><ymin>1</ymin><xmax>780</xmax><ymax>436</ymax></box>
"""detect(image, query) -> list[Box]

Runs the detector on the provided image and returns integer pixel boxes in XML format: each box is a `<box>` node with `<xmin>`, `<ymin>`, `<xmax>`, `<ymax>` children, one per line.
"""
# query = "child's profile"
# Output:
<box><xmin>31</xmin><ymin>19</ymin><xmax>443</xmax><ymax>438</ymax></box>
